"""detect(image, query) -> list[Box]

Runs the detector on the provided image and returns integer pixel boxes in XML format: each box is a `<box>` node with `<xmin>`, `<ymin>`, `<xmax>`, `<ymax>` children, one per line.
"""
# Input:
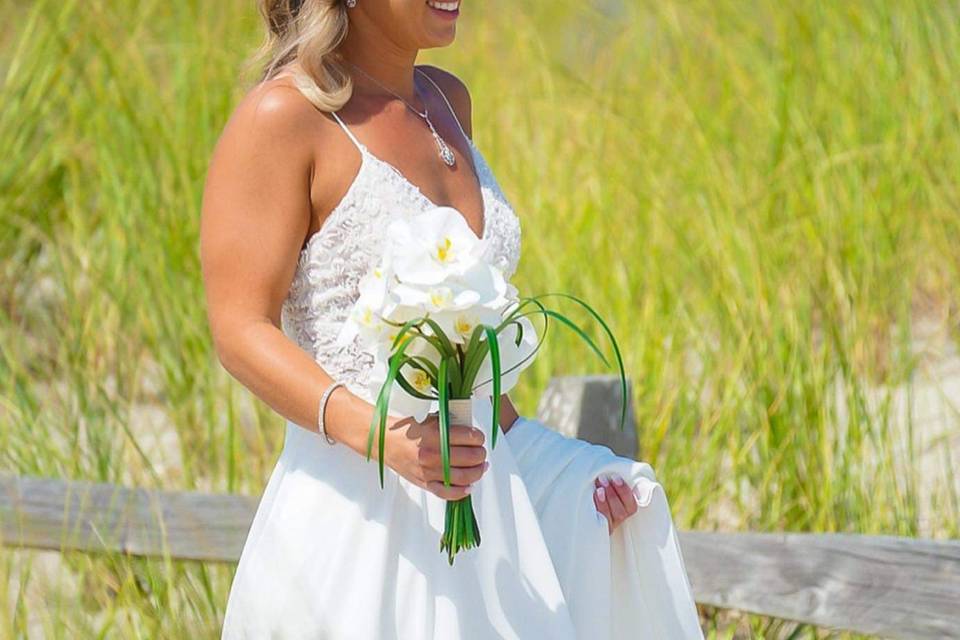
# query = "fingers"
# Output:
<box><xmin>415</xmin><ymin>420</ymin><xmax>489</xmax><ymax>501</ymax></box>
<box><xmin>448</xmin><ymin>424</ymin><xmax>486</xmax><ymax>447</ymax></box>
<box><xmin>424</xmin><ymin>461</ymin><xmax>490</xmax><ymax>487</ymax></box>
<box><xmin>416</xmin><ymin>423</ymin><xmax>487</xmax><ymax>470</ymax></box>
<box><xmin>417</xmin><ymin>420</ymin><xmax>486</xmax><ymax>448</ymax></box>
<box><xmin>594</xmin><ymin>473</ymin><xmax>639</xmax><ymax>535</ymax></box>
<box><xmin>424</xmin><ymin>459</ymin><xmax>490</xmax><ymax>500</ymax></box>
<box><xmin>609</xmin><ymin>474</ymin><xmax>639</xmax><ymax>517</ymax></box>
<box><xmin>419</xmin><ymin>431</ymin><xmax>490</xmax><ymax>488</ymax></box>
<box><xmin>418</xmin><ymin>444</ymin><xmax>487</xmax><ymax>471</ymax></box>
<box><xmin>426</xmin><ymin>480</ymin><xmax>473</xmax><ymax>501</ymax></box>
<box><xmin>593</xmin><ymin>485</ymin><xmax>612</xmax><ymax>534</ymax></box>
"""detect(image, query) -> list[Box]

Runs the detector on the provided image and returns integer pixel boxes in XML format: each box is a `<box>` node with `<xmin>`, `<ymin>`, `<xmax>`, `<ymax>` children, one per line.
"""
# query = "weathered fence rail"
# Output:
<box><xmin>681</xmin><ymin>531</ymin><xmax>960</xmax><ymax>639</ymax></box>
<box><xmin>2</xmin><ymin>376</ymin><xmax>958</xmax><ymax>639</ymax></box>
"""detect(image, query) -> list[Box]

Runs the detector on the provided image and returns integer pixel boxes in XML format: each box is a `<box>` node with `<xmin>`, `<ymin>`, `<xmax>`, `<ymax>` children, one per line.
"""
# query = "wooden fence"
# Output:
<box><xmin>1</xmin><ymin>376</ymin><xmax>958</xmax><ymax>639</ymax></box>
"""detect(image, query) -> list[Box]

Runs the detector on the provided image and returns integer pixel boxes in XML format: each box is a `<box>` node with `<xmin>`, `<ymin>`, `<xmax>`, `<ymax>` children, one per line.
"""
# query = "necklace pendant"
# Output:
<box><xmin>435</xmin><ymin>134</ymin><xmax>457</xmax><ymax>167</ymax></box>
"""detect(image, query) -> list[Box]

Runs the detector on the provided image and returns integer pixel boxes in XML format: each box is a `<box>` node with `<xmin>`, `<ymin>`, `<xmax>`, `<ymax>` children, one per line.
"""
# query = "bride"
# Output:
<box><xmin>200</xmin><ymin>0</ymin><xmax>703</xmax><ymax>638</ymax></box>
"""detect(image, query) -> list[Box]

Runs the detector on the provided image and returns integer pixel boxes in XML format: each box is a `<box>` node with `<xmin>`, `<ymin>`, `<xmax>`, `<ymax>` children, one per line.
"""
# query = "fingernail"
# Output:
<box><xmin>596</xmin><ymin>486</ymin><xmax>606</xmax><ymax>502</ymax></box>
<box><xmin>483</xmin><ymin>461</ymin><xmax>490</xmax><ymax>472</ymax></box>
<box><xmin>464</xmin><ymin>485</ymin><xmax>472</xmax><ymax>495</ymax></box>
<box><xmin>598</xmin><ymin>474</ymin><xmax>610</xmax><ymax>487</ymax></box>
<box><xmin>612</xmin><ymin>475</ymin><xmax>625</xmax><ymax>486</ymax></box>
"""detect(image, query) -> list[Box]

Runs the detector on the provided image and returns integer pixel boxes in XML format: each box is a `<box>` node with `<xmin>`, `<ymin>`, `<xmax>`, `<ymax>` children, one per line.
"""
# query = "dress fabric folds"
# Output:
<box><xmin>221</xmin><ymin>401</ymin><xmax>703</xmax><ymax>639</ymax></box>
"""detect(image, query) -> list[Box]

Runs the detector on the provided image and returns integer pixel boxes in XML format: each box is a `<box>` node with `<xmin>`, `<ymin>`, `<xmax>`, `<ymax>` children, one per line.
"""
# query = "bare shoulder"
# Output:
<box><xmin>213</xmin><ymin>74</ymin><xmax>321</xmax><ymax>163</ymax></box>
<box><xmin>201</xmin><ymin>74</ymin><xmax>325</xmax><ymax>313</ymax></box>
<box><xmin>417</xmin><ymin>64</ymin><xmax>473</xmax><ymax>139</ymax></box>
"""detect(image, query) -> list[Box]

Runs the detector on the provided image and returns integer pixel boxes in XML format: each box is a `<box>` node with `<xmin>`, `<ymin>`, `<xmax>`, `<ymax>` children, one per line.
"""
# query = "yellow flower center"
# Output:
<box><xmin>429</xmin><ymin>287</ymin><xmax>453</xmax><ymax>308</ymax></box>
<box><xmin>434</xmin><ymin>236</ymin><xmax>453</xmax><ymax>262</ymax></box>
<box><xmin>412</xmin><ymin>369</ymin><xmax>431</xmax><ymax>392</ymax></box>
<box><xmin>455</xmin><ymin>315</ymin><xmax>474</xmax><ymax>336</ymax></box>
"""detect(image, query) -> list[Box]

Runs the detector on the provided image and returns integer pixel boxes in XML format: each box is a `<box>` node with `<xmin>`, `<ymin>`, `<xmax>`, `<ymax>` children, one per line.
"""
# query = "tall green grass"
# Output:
<box><xmin>1</xmin><ymin>0</ymin><xmax>958</xmax><ymax>636</ymax></box>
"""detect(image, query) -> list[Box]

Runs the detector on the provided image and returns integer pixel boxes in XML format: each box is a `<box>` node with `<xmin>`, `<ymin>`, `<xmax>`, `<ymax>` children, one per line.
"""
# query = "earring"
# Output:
<box><xmin>346</xmin><ymin>0</ymin><xmax>356</xmax><ymax>6</ymax></box>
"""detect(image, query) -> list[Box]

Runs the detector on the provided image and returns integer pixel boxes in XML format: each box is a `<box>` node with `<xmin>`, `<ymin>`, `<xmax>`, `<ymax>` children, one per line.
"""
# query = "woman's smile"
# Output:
<box><xmin>426</xmin><ymin>0</ymin><xmax>460</xmax><ymax>20</ymax></box>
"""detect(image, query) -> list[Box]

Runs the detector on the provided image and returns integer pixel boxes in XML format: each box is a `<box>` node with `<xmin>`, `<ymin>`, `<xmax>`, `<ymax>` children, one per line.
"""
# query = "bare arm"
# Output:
<box><xmin>200</xmin><ymin>81</ymin><xmax>351</xmax><ymax>442</ymax></box>
<box><xmin>199</xmin><ymin>80</ymin><xmax>488</xmax><ymax>498</ymax></box>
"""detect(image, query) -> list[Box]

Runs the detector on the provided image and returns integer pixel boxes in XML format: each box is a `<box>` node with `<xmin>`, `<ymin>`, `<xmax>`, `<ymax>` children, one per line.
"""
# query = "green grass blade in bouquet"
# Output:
<box><xmin>487</xmin><ymin>293</ymin><xmax>629</xmax><ymax>433</ymax></box>
<box><xmin>367</xmin><ymin>332</ymin><xmax>418</xmax><ymax>488</ymax></box>
<box><xmin>482</xmin><ymin>324</ymin><xmax>502</xmax><ymax>449</ymax></box>
<box><xmin>437</xmin><ymin>351</ymin><xmax>484</xmax><ymax>565</ymax></box>
<box><xmin>437</xmin><ymin>356</ymin><xmax>452</xmax><ymax>487</ymax></box>
<box><xmin>535</xmin><ymin>292</ymin><xmax>628</xmax><ymax>432</ymax></box>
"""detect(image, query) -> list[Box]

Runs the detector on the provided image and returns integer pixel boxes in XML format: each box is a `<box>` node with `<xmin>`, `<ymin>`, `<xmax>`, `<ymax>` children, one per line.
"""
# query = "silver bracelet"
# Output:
<box><xmin>318</xmin><ymin>381</ymin><xmax>345</xmax><ymax>445</ymax></box>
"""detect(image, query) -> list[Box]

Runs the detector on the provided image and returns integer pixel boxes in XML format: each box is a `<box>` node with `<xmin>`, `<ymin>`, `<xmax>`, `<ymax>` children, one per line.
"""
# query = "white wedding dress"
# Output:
<box><xmin>220</xmin><ymin>71</ymin><xmax>703</xmax><ymax>639</ymax></box>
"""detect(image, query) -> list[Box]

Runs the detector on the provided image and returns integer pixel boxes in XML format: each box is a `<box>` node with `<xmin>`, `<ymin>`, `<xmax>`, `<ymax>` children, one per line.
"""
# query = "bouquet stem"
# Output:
<box><xmin>440</xmin><ymin>397</ymin><xmax>482</xmax><ymax>565</ymax></box>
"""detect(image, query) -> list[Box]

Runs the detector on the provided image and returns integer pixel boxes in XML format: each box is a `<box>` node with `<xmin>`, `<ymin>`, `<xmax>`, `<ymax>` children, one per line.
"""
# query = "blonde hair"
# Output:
<box><xmin>244</xmin><ymin>0</ymin><xmax>354</xmax><ymax>111</ymax></box>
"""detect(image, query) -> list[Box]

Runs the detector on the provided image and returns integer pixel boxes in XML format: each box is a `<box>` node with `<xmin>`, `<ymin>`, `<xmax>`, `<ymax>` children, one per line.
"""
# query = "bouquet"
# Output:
<box><xmin>336</xmin><ymin>206</ymin><xmax>627</xmax><ymax>564</ymax></box>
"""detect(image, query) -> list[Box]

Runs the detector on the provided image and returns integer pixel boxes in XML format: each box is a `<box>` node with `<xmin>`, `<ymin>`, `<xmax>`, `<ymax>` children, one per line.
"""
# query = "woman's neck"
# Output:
<box><xmin>337</xmin><ymin>26</ymin><xmax>420</xmax><ymax>102</ymax></box>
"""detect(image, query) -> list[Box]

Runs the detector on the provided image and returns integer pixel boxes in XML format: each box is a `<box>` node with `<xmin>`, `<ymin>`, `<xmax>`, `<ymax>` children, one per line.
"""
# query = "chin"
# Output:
<box><xmin>421</xmin><ymin>0</ymin><xmax>459</xmax><ymax>47</ymax></box>
<box><xmin>424</xmin><ymin>32</ymin><xmax>457</xmax><ymax>48</ymax></box>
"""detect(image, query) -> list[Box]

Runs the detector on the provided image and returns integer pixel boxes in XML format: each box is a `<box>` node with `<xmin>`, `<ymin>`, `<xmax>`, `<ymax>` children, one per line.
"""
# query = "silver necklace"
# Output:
<box><xmin>345</xmin><ymin>61</ymin><xmax>457</xmax><ymax>168</ymax></box>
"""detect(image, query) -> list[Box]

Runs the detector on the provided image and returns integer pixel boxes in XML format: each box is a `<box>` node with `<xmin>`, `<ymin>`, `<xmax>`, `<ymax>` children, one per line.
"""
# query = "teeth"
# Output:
<box><xmin>427</xmin><ymin>0</ymin><xmax>459</xmax><ymax>10</ymax></box>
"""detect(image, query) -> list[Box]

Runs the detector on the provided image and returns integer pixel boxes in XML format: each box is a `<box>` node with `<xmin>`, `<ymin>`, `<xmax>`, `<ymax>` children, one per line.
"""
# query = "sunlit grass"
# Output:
<box><xmin>1</xmin><ymin>0</ymin><xmax>958</xmax><ymax>636</ymax></box>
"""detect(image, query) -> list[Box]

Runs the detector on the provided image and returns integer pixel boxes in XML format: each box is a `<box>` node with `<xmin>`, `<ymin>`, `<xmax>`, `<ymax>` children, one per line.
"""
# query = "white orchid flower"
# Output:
<box><xmin>427</xmin><ymin>306</ymin><xmax>506</xmax><ymax>345</ymax></box>
<box><xmin>387</xmin><ymin>207</ymin><xmax>490</xmax><ymax>285</ymax></box>
<box><xmin>343</xmin><ymin>205</ymin><xmax>539</xmax><ymax>425</ymax></box>
<box><xmin>366</xmin><ymin>339</ymin><xmax>442</xmax><ymax>423</ymax></box>
<box><xmin>335</xmin><ymin>258</ymin><xmax>396</xmax><ymax>347</ymax></box>
<box><xmin>389</xmin><ymin>255</ymin><xmax>509</xmax><ymax>316</ymax></box>
<box><xmin>389</xmin><ymin>281</ymin><xmax>481</xmax><ymax>313</ymax></box>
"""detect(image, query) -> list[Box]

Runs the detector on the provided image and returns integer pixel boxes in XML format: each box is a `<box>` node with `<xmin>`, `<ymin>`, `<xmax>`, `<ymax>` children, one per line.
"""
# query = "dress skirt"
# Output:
<box><xmin>220</xmin><ymin>396</ymin><xmax>703</xmax><ymax>639</ymax></box>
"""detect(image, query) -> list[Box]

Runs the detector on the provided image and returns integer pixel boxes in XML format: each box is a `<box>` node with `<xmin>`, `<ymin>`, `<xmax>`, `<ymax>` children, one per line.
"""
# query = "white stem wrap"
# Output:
<box><xmin>447</xmin><ymin>397</ymin><xmax>474</xmax><ymax>429</ymax></box>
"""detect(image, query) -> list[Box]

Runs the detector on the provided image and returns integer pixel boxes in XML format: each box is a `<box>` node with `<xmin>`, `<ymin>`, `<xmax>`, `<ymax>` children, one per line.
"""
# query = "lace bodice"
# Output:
<box><xmin>280</xmin><ymin>113</ymin><xmax>522</xmax><ymax>405</ymax></box>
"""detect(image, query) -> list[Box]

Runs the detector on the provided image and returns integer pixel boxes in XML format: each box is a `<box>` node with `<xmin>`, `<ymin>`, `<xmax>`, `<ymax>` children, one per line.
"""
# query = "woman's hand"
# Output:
<box><xmin>385</xmin><ymin>413</ymin><xmax>490</xmax><ymax>501</ymax></box>
<box><xmin>593</xmin><ymin>473</ymin><xmax>639</xmax><ymax>534</ymax></box>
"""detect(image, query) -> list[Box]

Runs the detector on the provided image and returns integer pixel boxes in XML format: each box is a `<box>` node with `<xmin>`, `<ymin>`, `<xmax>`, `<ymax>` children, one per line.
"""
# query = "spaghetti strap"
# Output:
<box><xmin>415</xmin><ymin>67</ymin><xmax>471</xmax><ymax>145</ymax></box>
<box><xmin>330</xmin><ymin>111</ymin><xmax>364</xmax><ymax>151</ymax></box>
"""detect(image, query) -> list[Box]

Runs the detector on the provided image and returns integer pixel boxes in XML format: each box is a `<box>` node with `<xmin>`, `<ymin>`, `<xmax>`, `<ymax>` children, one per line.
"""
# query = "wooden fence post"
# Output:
<box><xmin>535</xmin><ymin>374</ymin><xmax>638</xmax><ymax>457</ymax></box>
